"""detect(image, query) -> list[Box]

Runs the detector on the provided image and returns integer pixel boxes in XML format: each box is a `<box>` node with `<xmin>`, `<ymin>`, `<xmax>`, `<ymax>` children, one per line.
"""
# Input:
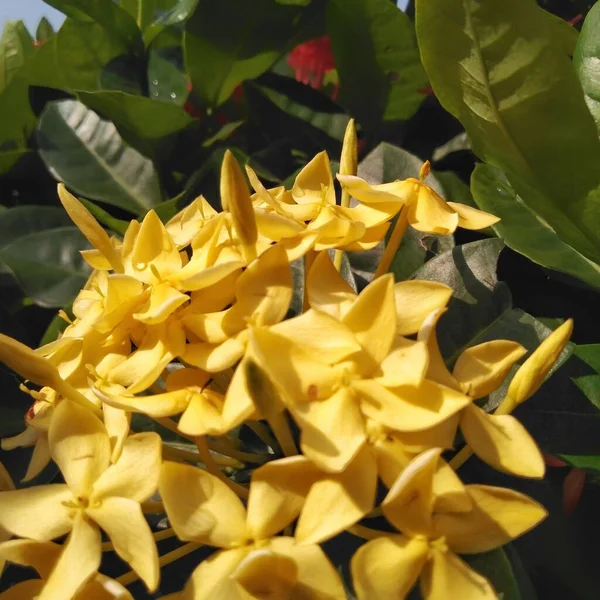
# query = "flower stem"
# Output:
<box><xmin>141</xmin><ymin>501</ymin><xmax>164</xmax><ymax>514</ymax></box>
<box><xmin>52</xmin><ymin>379</ymin><xmax>103</xmax><ymax>418</ymax></box>
<box><xmin>196</xmin><ymin>436</ymin><xmax>249</xmax><ymax>499</ymax></box>
<box><xmin>208</xmin><ymin>438</ymin><xmax>271</xmax><ymax>465</ymax></box>
<box><xmin>268</xmin><ymin>412</ymin><xmax>297</xmax><ymax>457</ymax></box>
<box><xmin>303</xmin><ymin>250</ymin><xmax>317</xmax><ymax>311</ymax></box>
<box><xmin>116</xmin><ymin>542</ymin><xmax>202</xmax><ymax>586</ymax></box>
<box><xmin>449</xmin><ymin>445</ymin><xmax>472</xmax><ymax>470</ymax></box>
<box><xmin>348</xmin><ymin>524</ymin><xmax>388</xmax><ymax>540</ymax></box>
<box><xmin>373</xmin><ymin>207</ymin><xmax>409</xmax><ymax>280</ymax></box>
<box><xmin>162</xmin><ymin>443</ymin><xmax>243</xmax><ymax>468</ymax></box>
<box><xmin>246</xmin><ymin>421</ymin><xmax>278</xmax><ymax>450</ymax></box>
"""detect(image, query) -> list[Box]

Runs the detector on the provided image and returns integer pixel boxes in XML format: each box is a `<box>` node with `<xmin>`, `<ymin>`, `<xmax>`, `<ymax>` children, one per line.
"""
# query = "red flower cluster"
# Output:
<box><xmin>287</xmin><ymin>36</ymin><xmax>336</xmax><ymax>90</ymax></box>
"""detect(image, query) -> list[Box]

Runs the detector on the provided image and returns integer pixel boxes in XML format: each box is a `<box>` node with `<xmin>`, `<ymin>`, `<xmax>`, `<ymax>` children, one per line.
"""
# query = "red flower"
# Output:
<box><xmin>287</xmin><ymin>36</ymin><xmax>336</xmax><ymax>90</ymax></box>
<box><xmin>544</xmin><ymin>454</ymin><xmax>586</xmax><ymax>515</ymax></box>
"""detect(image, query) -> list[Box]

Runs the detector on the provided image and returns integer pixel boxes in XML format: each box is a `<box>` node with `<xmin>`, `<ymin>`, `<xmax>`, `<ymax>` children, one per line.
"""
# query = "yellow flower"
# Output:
<box><xmin>0</xmin><ymin>400</ymin><xmax>162</xmax><ymax>598</ymax></box>
<box><xmin>337</xmin><ymin>161</ymin><xmax>499</xmax><ymax>235</ymax></box>
<box><xmin>351</xmin><ymin>448</ymin><xmax>547</xmax><ymax>600</ymax></box>
<box><xmin>0</xmin><ymin>539</ymin><xmax>133</xmax><ymax>600</ymax></box>
<box><xmin>158</xmin><ymin>461</ymin><xmax>346</xmax><ymax>599</ymax></box>
<box><xmin>248</xmin><ymin>273</ymin><xmax>470</xmax><ymax>472</ymax></box>
<box><xmin>418</xmin><ymin>309</ymin><xmax>545</xmax><ymax>478</ymax></box>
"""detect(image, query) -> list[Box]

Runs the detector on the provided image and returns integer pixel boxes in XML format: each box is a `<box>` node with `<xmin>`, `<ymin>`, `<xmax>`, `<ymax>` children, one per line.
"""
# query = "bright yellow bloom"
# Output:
<box><xmin>418</xmin><ymin>309</ymin><xmax>545</xmax><ymax>478</ymax></box>
<box><xmin>159</xmin><ymin>461</ymin><xmax>346</xmax><ymax>599</ymax></box>
<box><xmin>351</xmin><ymin>448</ymin><xmax>547</xmax><ymax>600</ymax></box>
<box><xmin>0</xmin><ymin>400</ymin><xmax>161</xmax><ymax>598</ymax></box>
<box><xmin>337</xmin><ymin>161</ymin><xmax>499</xmax><ymax>235</ymax></box>
<box><xmin>0</xmin><ymin>539</ymin><xmax>132</xmax><ymax>600</ymax></box>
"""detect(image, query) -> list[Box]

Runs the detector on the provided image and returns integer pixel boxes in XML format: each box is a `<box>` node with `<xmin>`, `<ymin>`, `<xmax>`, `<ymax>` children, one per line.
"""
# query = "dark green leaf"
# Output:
<box><xmin>558</xmin><ymin>454</ymin><xmax>600</xmax><ymax>472</ymax></box>
<box><xmin>571</xmin><ymin>344</ymin><xmax>600</xmax><ymax>411</ymax></box>
<box><xmin>39</xmin><ymin>308</ymin><xmax>71</xmax><ymax>346</ymax></box>
<box><xmin>471</xmin><ymin>164</ymin><xmax>600</xmax><ymax>290</ymax></box>
<box><xmin>184</xmin><ymin>0</ymin><xmax>306</xmax><ymax>107</ymax></box>
<box><xmin>0</xmin><ymin>76</ymin><xmax>35</xmax><ymax>150</ymax></box>
<box><xmin>144</xmin><ymin>0</ymin><xmax>200</xmax><ymax>45</ymax></box>
<box><xmin>575</xmin><ymin>1</ymin><xmax>600</xmax><ymax>136</ymax></box>
<box><xmin>416</xmin><ymin>0</ymin><xmax>600</xmax><ymax>263</ymax></box>
<box><xmin>202</xmin><ymin>121</ymin><xmax>244</xmax><ymax>148</ymax></box>
<box><xmin>36</xmin><ymin>17</ymin><xmax>55</xmax><ymax>42</ymax></box>
<box><xmin>36</xmin><ymin>99</ymin><xmax>162</xmax><ymax>215</ymax></box>
<box><xmin>79</xmin><ymin>198</ymin><xmax>130</xmax><ymax>237</ymax></box>
<box><xmin>0</xmin><ymin>20</ymin><xmax>34</xmax><ymax>91</ymax></box>
<box><xmin>0</xmin><ymin>150</ymin><xmax>32</xmax><ymax>174</ymax></box>
<box><xmin>0</xmin><ymin>206</ymin><xmax>90</xmax><ymax>307</ymax></box>
<box><xmin>147</xmin><ymin>49</ymin><xmax>189</xmax><ymax>105</ymax></box>
<box><xmin>327</xmin><ymin>0</ymin><xmax>427</xmax><ymax>130</ymax></box>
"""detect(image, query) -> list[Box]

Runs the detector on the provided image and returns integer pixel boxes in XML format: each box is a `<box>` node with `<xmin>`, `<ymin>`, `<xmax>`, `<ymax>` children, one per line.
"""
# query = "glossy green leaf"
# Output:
<box><xmin>571</xmin><ymin>344</ymin><xmax>600</xmax><ymax>411</ymax></box>
<box><xmin>36</xmin><ymin>99</ymin><xmax>162</xmax><ymax>215</ymax></box>
<box><xmin>0</xmin><ymin>20</ymin><xmax>34</xmax><ymax>92</ymax></box>
<box><xmin>79</xmin><ymin>198</ymin><xmax>130</xmax><ymax>237</ymax></box>
<box><xmin>184</xmin><ymin>0</ymin><xmax>306</xmax><ymax>107</ymax></box>
<box><xmin>144</xmin><ymin>0</ymin><xmax>200</xmax><ymax>45</ymax></box>
<box><xmin>471</xmin><ymin>164</ymin><xmax>600</xmax><ymax>290</ymax></box>
<box><xmin>0</xmin><ymin>207</ymin><xmax>90</xmax><ymax>308</ymax></box>
<box><xmin>147</xmin><ymin>49</ymin><xmax>189</xmax><ymax>105</ymax></box>
<box><xmin>416</xmin><ymin>0</ymin><xmax>600</xmax><ymax>263</ymax></box>
<box><xmin>36</xmin><ymin>17</ymin><xmax>55</xmax><ymax>43</ymax></box>
<box><xmin>119</xmin><ymin>0</ymin><xmax>177</xmax><ymax>33</ymax></box>
<box><xmin>558</xmin><ymin>454</ymin><xmax>600</xmax><ymax>472</ymax></box>
<box><xmin>327</xmin><ymin>0</ymin><xmax>427</xmax><ymax>130</ymax></box>
<box><xmin>575</xmin><ymin>1</ymin><xmax>600</xmax><ymax>136</ymax></box>
<box><xmin>0</xmin><ymin>76</ymin><xmax>36</xmax><ymax>148</ymax></box>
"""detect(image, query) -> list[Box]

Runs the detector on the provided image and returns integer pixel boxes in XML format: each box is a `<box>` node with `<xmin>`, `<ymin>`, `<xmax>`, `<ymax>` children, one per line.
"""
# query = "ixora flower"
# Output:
<box><xmin>0</xmin><ymin>400</ymin><xmax>161</xmax><ymax>599</ymax></box>
<box><xmin>159</xmin><ymin>461</ymin><xmax>347</xmax><ymax>599</ymax></box>
<box><xmin>0</xmin><ymin>539</ymin><xmax>132</xmax><ymax>600</ymax></box>
<box><xmin>351</xmin><ymin>448</ymin><xmax>547</xmax><ymax>600</ymax></box>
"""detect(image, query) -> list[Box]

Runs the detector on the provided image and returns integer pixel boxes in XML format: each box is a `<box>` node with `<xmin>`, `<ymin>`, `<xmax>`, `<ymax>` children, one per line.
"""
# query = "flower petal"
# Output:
<box><xmin>184</xmin><ymin>337</ymin><xmax>246</xmax><ymax>373</ymax></box>
<box><xmin>86</xmin><ymin>497</ymin><xmax>159</xmax><ymax>591</ymax></box>
<box><xmin>0</xmin><ymin>580</ymin><xmax>44</xmax><ymax>599</ymax></box>
<box><xmin>292</xmin><ymin>151</ymin><xmax>335</xmax><ymax>205</ymax></box>
<box><xmin>79</xmin><ymin>574</ymin><xmax>134</xmax><ymax>600</ymax></box>
<box><xmin>394</xmin><ymin>281</ymin><xmax>453</xmax><ymax>336</ymax></box>
<box><xmin>351</xmin><ymin>534</ymin><xmax>429</xmax><ymax>600</ymax></box>
<box><xmin>336</xmin><ymin>175</ymin><xmax>414</xmax><ymax>205</ymax></box>
<box><xmin>0</xmin><ymin>484</ymin><xmax>72</xmax><ymax>541</ymax></box>
<box><xmin>434</xmin><ymin>485</ymin><xmax>547</xmax><ymax>554</ymax></box>
<box><xmin>159</xmin><ymin>462</ymin><xmax>247</xmax><ymax>548</ymax></box>
<box><xmin>341</xmin><ymin>274</ymin><xmax>396</xmax><ymax>364</ymax></box>
<box><xmin>102</xmin><ymin>404</ymin><xmax>130</xmax><ymax>463</ymax></box>
<box><xmin>133</xmin><ymin>284</ymin><xmax>189</xmax><ymax>325</ymax></box>
<box><xmin>453</xmin><ymin>340</ymin><xmax>526</xmax><ymax>399</ymax></box>
<box><xmin>232</xmin><ymin>548</ymin><xmax>298</xmax><ymax>597</ymax></box>
<box><xmin>377</xmin><ymin>339</ymin><xmax>428</xmax><ymax>388</ymax></box>
<box><xmin>421</xmin><ymin>548</ymin><xmax>496</xmax><ymax>600</ymax></box>
<box><xmin>296</xmin><ymin>445</ymin><xmax>377</xmax><ymax>544</ymax></box>
<box><xmin>23</xmin><ymin>436</ymin><xmax>52</xmax><ymax>482</ymax></box>
<box><xmin>38</xmin><ymin>512</ymin><xmax>101</xmax><ymax>600</ymax></box>
<box><xmin>408</xmin><ymin>186</ymin><xmax>459</xmax><ymax>234</ymax></box>
<box><xmin>294</xmin><ymin>387</ymin><xmax>367</xmax><ymax>473</ymax></box>
<box><xmin>91</xmin><ymin>433</ymin><xmax>162</xmax><ymax>503</ymax></box>
<box><xmin>447</xmin><ymin>202</ymin><xmax>500</xmax><ymax>230</ymax></box>
<box><xmin>247</xmin><ymin>456</ymin><xmax>320</xmax><ymax>541</ymax></box>
<box><xmin>0</xmin><ymin>539</ymin><xmax>61</xmax><ymax>579</ymax></box>
<box><xmin>48</xmin><ymin>400</ymin><xmax>111</xmax><ymax>498</ymax></box>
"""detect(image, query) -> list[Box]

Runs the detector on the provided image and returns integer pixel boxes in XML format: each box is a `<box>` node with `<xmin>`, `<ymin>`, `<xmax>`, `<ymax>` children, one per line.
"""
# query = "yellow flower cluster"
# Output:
<box><xmin>0</xmin><ymin>122</ymin><xmax>571</xmax><ymax>600</ymax></box>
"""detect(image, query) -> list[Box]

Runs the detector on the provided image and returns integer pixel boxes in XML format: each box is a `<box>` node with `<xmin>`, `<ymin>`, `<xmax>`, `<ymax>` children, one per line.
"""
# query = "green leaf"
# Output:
<box><xmin>40</xmin><ymin>308</ymin><xmax>71</xmax><ymax>346</ymax></box>
<box><xmin>43</xmin><ymin>0</ymin><xmax>143</xmax><ymax>52</ymax></box>
<box><xmin>0</xmin><ymin>206</ymin><xmax>90</xmax><ymax>308</ymax></box>
<box><xmin>327</xmin><ymin>0</ymin><xmax>427</xmax><ymax>130</ymax></box>
<box><xmin>144</xmin><ymin>0</ymin><xmax>200</xmax><ymax>45</ymax></box>
<box><xmin>558</xmin><ymin>454</ymin><xmax>600</xmax><ymax>472</ymax></box>
<box><xmin>416</xmin><ymin>0</ymin><xmax>600</xmax><ymax>263</ymax></box>
<box><xmin>36</xmin><ymin>99</ymin><xmax>162</xmax><ymax>215</ymax></box>
<box><xmin>471</xmin><ymin>164</ymin><xmax>600</xmax><ymax>290</ymax></box>
<box><xmin>0</xmin><ymin>20</ymin><xmax>34</xmax><ymax>92</ymax></box>
<box><xmin>184</xmin><ymin>0</ymin><xmax>306</xmax><ymax>107</ymax></box>
<box><xmin>147</xmin><ymin>49</ymin><xmax>189</xmax><ymax>105</ymax></box>
<box><xmin>79</xmin><ymin>198</ymin><xmax>130</xmax><ymax>237</ymax></box>
<box><xmin>571</xmin><ymin>344</ymin><xmax>600</xmax><ymax>411</ymax></box>
<box><xmin>575</xmin><ymin>1</ymin><xmax>600</xmax><ymax>136</ymax></box>
<box><xmin>36</xmin><ymin>17</ymin><xmax>55</xmax><ymax>42</ymax></box>
<box><xmin>0</xmin><ymin>76</ymin><xmax>36</xmax><ymax>149</ymax></box>
<box><xmin>0</xmin><ymin>150</ymin><xmax>31</xmax><ymax>174</ymax></box>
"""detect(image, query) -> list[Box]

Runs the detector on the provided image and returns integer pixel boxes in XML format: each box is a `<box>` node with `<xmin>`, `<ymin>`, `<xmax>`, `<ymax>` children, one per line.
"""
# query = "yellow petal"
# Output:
<box><xmin>165</xmin><ymin>195</ymin><xmax>217</xmax><ymax>248</ymax></box>
<box><xmin>421</xmin><ymin>548</ymin><xmax>496</xmax><ymax>600</ymax></box>
<box><xmin>101</xmin><ymin>404</ymin><xmax>130</xmax><ymax>463</ymax></box>
<box><xmin>232</xmin><ymin>548</ymin><xmax>298</xmax><ymax>597</ymax></box>
<box><xmin>0</xmin><ymin>461</ymin><xmax>14</xmax><ymax>491</ymax></box>
<box><xmin>0</xmin><ymin>580</ymin><xmax>44</xmax><ymax>599</ymax></box>
<box><xmin>77</xmin><ymin>574</ymin><xmax>134</xmax><ymax>600</ymax></box>
<box><xmin>184</xmin><ymin>336</ymin><xmax>247</xmax><ymax>373</ymax></box>
<box><xmin>341</xmin><ymin>221</ymin><xmax>391</xmax><ymax>252</ymax></box>
<box><xmin>338</xmin><ymin>202</ymin><xmax>399</xmax><ymax>228</ymax></box>
<box><xmin>351</xmin><ymin>534</ymin><xmax>429</xmax><ymax>600</ymax></box>
<box><xmin>453</xmin><ymin>340</ymin><xmax>527</xmax><ymax>399</ymax></box>
<box><xmin>434</xmin><ymin>484</ymin><xmax>547</xmax><ymax>554</ymax></box>
<box><xmin>503</xmin><ymin>319</ymin><xmax>573</xmax><ymax>410</ymax></box>
<box><xmin>91</xmin><ymin>433</ymin><xmax>162</xmax><ymax>503</ymax></box>
<box><xmin>255</xmin><ymin>208</ymin><xmax>305</xmax><ymax>240</ymax></box>
<box><xmin>178</xmin><ymin>261</ymin><xmax>246</xmax><ymax>292</ymax></box>
<box><xmin>219</xmin><ymin>359</ymin><xmax>262</xmax><ymax>429</ymax></box>
<box><xmin>382</xmin><ymin>448</ymin><xmax>441</xmax><ymax>536</ymax></box>
<box><xmin>296</xmin><ymin>445</ymin><xmax>377</xmax><ymax>544</ymax></box>
<box><xmin>0</xmin><ymin>484</ymin><xmax>72</xmax><ymax>540</ymax></box>
<box><xmin>292</xmin><ymin>151</ymin><xmax>335</xmax><ymax>205</ymax></box>
<box><xmin>355</xmin><ymin>379</ymin><xmax>471</xmax><ymax>432</ymax></box>
<box><xmin>57</xmin><ymin>184</ymin><xmax>122</xmax><ymax>272</ymax></box>
<box><xmin>408</xmin><ymin>186</ymin><xmax>459</xmax><ymax>234</ymax></box>
<box><xmin>247</xmin><ymin>456</ymin><xmax>320</xmax><ymax>541</ymax></box>
<box><xmin>159</xmin><ymin>461</ymin><xmax>247</xmax><ymax>547</ymax></box>
<box><xmin>0</xmin><ymin>539</ymin><xmax>61</xmax><ymax>578</ymax></box>
<box><xmin>81</xmin><ymin>248</ymin><xmax>114</xmax><ymax>271</ymax></box>
<box><xmin>133</xmin><ymin>284</ymin><xmax>189</xmax><ymax>325</ymax></box>
<box><xmin>377</xmin><ymin>339</ymin><xmax>429</xmax><ymax>388</ymax></box>
<box><xmin>188</xmin><ymin>269</ymin><xmax>239</xmax><ymax>313</ymax></box>
<box><xmin>271</xmin><ymin>309</ymin><xmax>363</xmax><ymax>365</ymax></box>
<box><xmin>38</xmin><ymin>512</ymin><xmax>101</xmax><ymax>600</ymax></box>
<box><xmin>340</xmin><ymin>119</ymin><xmax>358</xmax><ymax>177</ymax></box>
<box><xmin>48</xmin><ymin>399</ymin><xmax>110</xmax><ymax>498</ymax></box>
<box><xmin>336</xmin><ymin>175</ymin><xmax>414</xmax><ymax>205</ymax></box>
<box><xmin>394</xmin><ymin>281</ymin><xmax>453</xmax><ymax>336</ymax></box>
<box><xmin>306</xmin><ymin>251</ymin><xmax>356</xmax><ymax>318</ymax></box>
<box><xmin>279</xmin><ymin>232</ymin><xmax>318</xmax><ymax>262</ymax></box>
<box><xmin>267</xmin><ymin>537</ymin><xmax>347</xmax><ymax>599</ymax></box>
<box><xmin>371</xmin><ymin>432</ymin><xmax>415</xmax><ymax>489</ymax></box>
<box><xmin>178</xmin><ymin>390</ymin><xmax>234</xmax><ymax>437</ymax></box>
<box><xmin>100</xmin><ymin>387</ymin><xmax>191</xmax><ymax>419</ymax></box>
<box><xmin>432</xmin><ymin>459</ymin><xmax>472</xmax><ymax>513</ymax></box>
<box><xmin>460</xmin><ymin>405</ymin><xmax>545</xmax><ymax>478</ymax></box>
<box><xmin>294</xmin><ymin>387</ymin><xmax>367</xmax><ymax>473</ymax></box>
<box><xmin>342</xmin><ymin>274</ymin><xmax>396</xmax><ymax>363</ymax></box>
<box><xmin>86</xmin><ymin>497</ymin><xmax>159</xmax><ymax>591</ymax></box>
<box><xmin>447</xmin><ymin>202</ymin><xmax>500</xmax><ymax>230</ymax></box>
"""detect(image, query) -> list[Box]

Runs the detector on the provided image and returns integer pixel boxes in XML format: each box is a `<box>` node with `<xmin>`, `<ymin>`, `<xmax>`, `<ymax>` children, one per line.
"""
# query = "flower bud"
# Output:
<box><xmin>340</xmin><ymin>119</ymin><xmax>358</xmax><ymax>178</ymax></box>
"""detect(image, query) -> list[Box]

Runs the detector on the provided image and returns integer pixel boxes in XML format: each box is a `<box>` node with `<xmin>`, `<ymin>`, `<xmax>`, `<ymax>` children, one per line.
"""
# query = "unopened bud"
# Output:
<box><xmin>340</xmin><ymin>119</ymin><xmax>358</xmax><ymax>178</ymax></box>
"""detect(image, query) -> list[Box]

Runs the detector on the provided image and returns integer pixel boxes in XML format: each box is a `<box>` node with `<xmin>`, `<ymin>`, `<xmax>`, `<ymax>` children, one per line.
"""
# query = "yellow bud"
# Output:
<box><xmin>221</xmin><ymin>150</ymin><xmax>257</xmax><ymax>263</ymax></box>
<box><xmin>419</xmin><ymin>160</ymin><xmax>431</xmax><ymax>181</ymax></box>
<box><xmin>0</xmin><ymin>333</ymin><xmax>60</xmax><ymax>388</ymax></box>
<box><xmin>57</xmin><ymin>184</ymin><xmax>123</xmax><ymax>272</ymax></box>
<box><xmin>499</xmin><ymin>319</ymin><xmax>573</xmax><ymax>413</ymax></box>
<box><xmin>340</xmin><ymin>118</ymin><xmax>358</xmax><ymax>178</ymax></box>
